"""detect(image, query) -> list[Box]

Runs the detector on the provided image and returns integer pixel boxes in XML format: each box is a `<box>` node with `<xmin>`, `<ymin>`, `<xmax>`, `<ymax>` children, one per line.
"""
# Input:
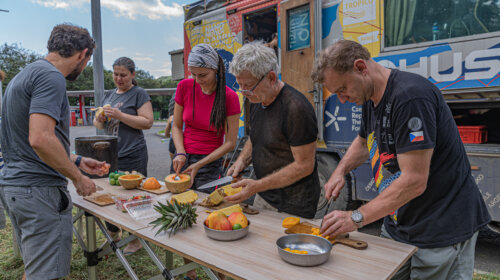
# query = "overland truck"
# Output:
<box><xmin>180</xmin><ymin>0</ymin><xmax>500</xmax><ymax>236</ymax></box>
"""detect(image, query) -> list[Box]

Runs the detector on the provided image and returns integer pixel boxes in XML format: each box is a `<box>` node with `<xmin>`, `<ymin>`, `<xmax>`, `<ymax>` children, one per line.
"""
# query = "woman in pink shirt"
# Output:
<box><xmin>171</xmin><ymin>44</ymin><xmax>240</xmax><ymax>192</ymax></box>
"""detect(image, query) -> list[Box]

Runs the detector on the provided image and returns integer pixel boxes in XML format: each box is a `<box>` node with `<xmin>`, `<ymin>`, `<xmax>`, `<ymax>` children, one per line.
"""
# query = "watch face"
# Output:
<box><xmin>353</xmin><ymin>211</ymin><xmax>362</xmax><ymax>222</ymax></box>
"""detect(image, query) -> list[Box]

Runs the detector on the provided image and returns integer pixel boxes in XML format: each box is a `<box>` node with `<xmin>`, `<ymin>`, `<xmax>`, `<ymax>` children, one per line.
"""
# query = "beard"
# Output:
<box><xmin>66</xmin><ymin>59</ymin><xmax>86</xmax><ymax>81</ymax></box>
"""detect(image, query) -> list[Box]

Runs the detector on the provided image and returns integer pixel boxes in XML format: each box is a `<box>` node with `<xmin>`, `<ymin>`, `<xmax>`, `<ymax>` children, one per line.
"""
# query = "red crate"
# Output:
<box><xmin>457</xmin><ymin>125</ymin><xmax>488</xmax><ymax>144</ymax></box>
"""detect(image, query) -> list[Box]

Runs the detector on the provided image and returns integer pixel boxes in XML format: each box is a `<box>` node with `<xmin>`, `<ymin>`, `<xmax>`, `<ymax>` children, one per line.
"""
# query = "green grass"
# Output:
<box><xmin>0</xmin><ymin>208</ymin><xmax>216</xmax><ymax>280</ymax></box>
<box><xmin>474</xmin><ymin>273</ymin><xmax>500</xmax><ymax>280</ymax></box>
<box><xmin>1</xmin><ymin>209</ymin><xmax>499</xmax><ymax>280</ymax></box>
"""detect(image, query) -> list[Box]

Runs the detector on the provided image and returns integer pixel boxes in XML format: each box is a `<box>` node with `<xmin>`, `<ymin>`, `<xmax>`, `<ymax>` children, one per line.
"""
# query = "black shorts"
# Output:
<box><xmin>168</xmin><ymin>138</ymin><xmax>176</xmax><ymax>154</ymax></box>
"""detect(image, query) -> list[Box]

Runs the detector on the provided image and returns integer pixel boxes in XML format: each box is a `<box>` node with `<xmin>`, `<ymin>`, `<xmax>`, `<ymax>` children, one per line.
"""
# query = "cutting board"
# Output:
<box><xmin>285</xmin><ymin>222</ymin><xmax>368</xmax><ymax>250</ymax></box>
<box><xmin>139</xmin><ymin>185</ymin><xmax>169</xmax><ymax>195</ymax></box>
<box><xmin>138</xmin><ymin>181</ymin><xmax>169</xmax><ymax>195</ymax></box>
<box><xmin>84</xmin><ymin>193</ymin><xmax>115</xmax><ymax>206</ymax></box>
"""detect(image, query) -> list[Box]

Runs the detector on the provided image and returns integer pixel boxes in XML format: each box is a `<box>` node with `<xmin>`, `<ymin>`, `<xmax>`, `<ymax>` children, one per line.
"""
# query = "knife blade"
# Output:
<box><xmin>196</xmin><ymin>176</ymin><xmax>233</xmax><ymax>190</ymax></box>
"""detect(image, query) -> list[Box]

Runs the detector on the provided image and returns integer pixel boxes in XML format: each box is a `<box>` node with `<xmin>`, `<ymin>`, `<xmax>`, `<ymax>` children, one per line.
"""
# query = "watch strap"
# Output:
<box><xmin>75</xmin><ymin>155</ymin><xmax>82</xmax><ymax>167</ymax></box>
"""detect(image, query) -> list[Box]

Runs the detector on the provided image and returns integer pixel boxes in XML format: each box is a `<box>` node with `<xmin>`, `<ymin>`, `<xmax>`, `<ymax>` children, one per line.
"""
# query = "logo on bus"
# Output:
<box><xmin>325</xmin><ymin>105</ymin><xmax>347</xmax><ymax>132</ymax></box>
<box><xmin>375</xmin><ymin>43</ymin><xmax>500</xmax><ymax>89</ymax></box>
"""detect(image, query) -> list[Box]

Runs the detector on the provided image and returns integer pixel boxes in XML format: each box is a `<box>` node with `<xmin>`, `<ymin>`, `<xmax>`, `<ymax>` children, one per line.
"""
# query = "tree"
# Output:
<box><xmin>66</xmin><ymin>64</ymin><xmax>115</xmax><ymax>91</ymax></box>
<box><xmin>0</xmin><ymin>43</ymin><xmax>179</xmax><ymax>115</ymax></box>
<box><xmin>0</xmin><ymin>43</ymin><xmax>41</xmax><ymax>92</ymax></box>
<box><xmin>157</xmin><ymin>76</ymin><xmax>179</xmax><ymax>88</ymax></box>
<box><xmin>135</xmin><ymin>69</ymin><xmax>161</xmax><ymax>89</ymax></box>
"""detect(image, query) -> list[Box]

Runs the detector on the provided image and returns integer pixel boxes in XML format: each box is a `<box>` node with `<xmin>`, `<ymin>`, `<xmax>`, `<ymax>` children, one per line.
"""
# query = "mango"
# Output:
<box><xmin>282</xmin><ymin>217</ymin><xmax>300</xmax><ymax>229</ymax></box>
<box><xmin>207</xmin><ymin>211</ymin><xmax>232</xmax><ymax>231</ymax></box>
<box><xmin>227</xmin><ymin>212</ymin><xmax>248</xmax><ymax>228</ymax></box>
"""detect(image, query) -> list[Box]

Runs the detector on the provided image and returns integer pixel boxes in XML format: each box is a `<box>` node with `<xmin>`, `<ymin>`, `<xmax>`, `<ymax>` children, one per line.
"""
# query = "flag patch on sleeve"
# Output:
<box><xmin>410</xmin><ymin>131</ymin><xmax>424</xmax><ymax>142</ymax></box>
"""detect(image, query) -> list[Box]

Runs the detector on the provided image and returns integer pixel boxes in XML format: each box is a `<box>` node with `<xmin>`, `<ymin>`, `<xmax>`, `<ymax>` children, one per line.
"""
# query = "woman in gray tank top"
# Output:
<box><xmin>93</xmin><ymin>57</ymin><xmax>154</xmax><ymax>254</ymax></box>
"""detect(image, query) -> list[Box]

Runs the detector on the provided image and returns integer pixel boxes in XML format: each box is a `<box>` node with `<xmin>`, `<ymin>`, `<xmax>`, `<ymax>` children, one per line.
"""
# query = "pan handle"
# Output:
<box><xmin>92</xmin><ymin>141</ymin><xmax>110</xmax><ymax>150</ymax></box>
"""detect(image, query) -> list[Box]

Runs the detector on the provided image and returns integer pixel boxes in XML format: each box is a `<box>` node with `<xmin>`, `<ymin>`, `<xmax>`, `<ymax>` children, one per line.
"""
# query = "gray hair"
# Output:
<box><xmin>229</xmin><ymin>41</ymin><xmax>278</xmax><ymax>79</ymax></box>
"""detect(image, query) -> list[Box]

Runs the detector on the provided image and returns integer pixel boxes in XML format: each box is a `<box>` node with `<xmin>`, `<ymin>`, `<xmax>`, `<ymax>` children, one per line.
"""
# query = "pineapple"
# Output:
<box><xmin>170</xmin><ymin>190</ymin><xmax>198</xmax><ymax>205</ymax></box>
<box><xmin>200</xmin><ymin>188</ymin><xmax>225</xmax><ymax>207</ymax></box>
<box><xmin>221</xmin><ymin>184</ymin><xmax>242</xmax><ymax>196</ymax></box>
<box><xmin>216</xmin><ymin>204</ymin><xmax>243</xmax><ymax>216</ymax></box>
<box><xmin>150</xmin><ymin>200</ymin><xmax>198</xmax><ymax>236</ymax></box>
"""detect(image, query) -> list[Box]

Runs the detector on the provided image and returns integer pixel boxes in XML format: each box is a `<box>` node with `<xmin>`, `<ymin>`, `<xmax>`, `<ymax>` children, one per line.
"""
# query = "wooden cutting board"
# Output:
<box><xmin>285</xmin><ymin>222</ymin><xmax>368</xmax><ymax>250</ymax></box>
<box><xmin>138</xmin><ymin>181</ymin><xmax>169</xmax><ymax>194</ymax></box>
<box><xmin>138</xmin><ymin>186</ymin><xmax>169</xmax><ymax>195</ymax></box>
<box><xmin>84</xmin><ymin>193</ymin><xmax>115</xmax><ymax>206</ymax></box>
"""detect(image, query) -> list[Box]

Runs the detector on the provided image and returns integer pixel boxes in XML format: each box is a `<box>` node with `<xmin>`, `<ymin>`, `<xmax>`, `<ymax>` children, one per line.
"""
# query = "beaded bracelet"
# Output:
<box><xmin>175</xmin><ymin>153</ymin><xmax>187</xmax><ymax>158</ymax></box>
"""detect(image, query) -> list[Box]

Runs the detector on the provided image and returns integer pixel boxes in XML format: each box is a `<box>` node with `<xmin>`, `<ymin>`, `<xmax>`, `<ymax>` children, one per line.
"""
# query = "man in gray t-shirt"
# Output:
<box><xmin>0</xmin><ymin>24</ymin><xmax>107</xmax><ymax>280</ymax></box>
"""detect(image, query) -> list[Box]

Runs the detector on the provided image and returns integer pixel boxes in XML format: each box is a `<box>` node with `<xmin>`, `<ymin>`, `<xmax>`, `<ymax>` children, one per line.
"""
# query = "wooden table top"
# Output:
<box><xmin>69</xmin><ymin>178</ymin><xmax>417</xmax><ymax>280</ymax></box>
<box><xmin>69</xmin><ymin>178</ymin><xmax>164</xmax><ymax>233</ymax></box>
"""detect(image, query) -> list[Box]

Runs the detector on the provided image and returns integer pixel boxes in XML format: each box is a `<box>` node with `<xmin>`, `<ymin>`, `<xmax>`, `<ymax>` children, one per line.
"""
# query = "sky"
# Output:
<box><xmin>0</xmin><ymin>0</ymin><xmax>193</xmax><ymax>78</ymax></box>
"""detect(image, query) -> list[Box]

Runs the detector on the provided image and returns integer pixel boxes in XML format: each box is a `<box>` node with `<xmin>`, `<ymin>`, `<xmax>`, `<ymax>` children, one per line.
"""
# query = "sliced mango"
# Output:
<box><xmin>282</xmin><ymin>217</ymin><xmax>300</xmax><ymax>229</ymax></box>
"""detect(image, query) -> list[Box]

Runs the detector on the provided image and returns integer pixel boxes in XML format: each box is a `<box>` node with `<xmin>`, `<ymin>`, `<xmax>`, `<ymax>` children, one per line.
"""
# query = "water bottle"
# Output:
<box><xmin>432</xmin><ymin>22</ymin><xmax>439</xmax><ymax>41</ymax></box>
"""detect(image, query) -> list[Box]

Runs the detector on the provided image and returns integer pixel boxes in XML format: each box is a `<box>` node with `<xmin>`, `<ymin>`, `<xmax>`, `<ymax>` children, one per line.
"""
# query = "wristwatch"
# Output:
<box><xmin>74</xmin><ymin>155</ymin><xmax>82</xmax><ymax>167</ymax></box>
<box><xmin>351</xmin><ymin>209</ymin><xmax>364</xmax><ymax>229</ymax></box>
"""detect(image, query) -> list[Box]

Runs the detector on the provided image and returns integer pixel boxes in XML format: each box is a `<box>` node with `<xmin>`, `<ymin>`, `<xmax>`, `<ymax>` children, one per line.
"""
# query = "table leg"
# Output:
<box><xmin>140</xmin><ymin>239</ymin><xmax>173</xmax><ymax>279</ymax></box>
<box><xmin>201</xmin><ymin>266</ymin><xmax>220</xmax><ymax>280</ymax></box>
<box><xmin>77</xmin><ymin>214</ymin><xmax>83</xmax><ymax>236</ymax></box>
<box><xmin>85</xmin><ymin>213</ymin><xmax>97</xmax><ymax>280</ymax></box>
<box><xmin>12</xmin><ymin>227</ymin><xmax>20</xmax><ymax>258</ymax></box>
<box><xmin>94</xmin><ymin>219</ymin><xmax>140</xmax><ymax>280</ymax></box>
<box><xmin>165</xmin><ymin>251</ymin><xmax>173</xmax><ymax>270</ymax></box>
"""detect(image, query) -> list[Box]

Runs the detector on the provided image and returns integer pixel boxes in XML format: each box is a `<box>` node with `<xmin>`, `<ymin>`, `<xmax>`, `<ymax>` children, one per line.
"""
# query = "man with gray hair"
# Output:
<box><xmin>0</xmin><ymin>24</ymin><xmax>108</xmax><ymax>280</ymax></box>
<box><xmin>225</xmin><ymin>42</ymin><xmax>320</xmax><ymax>219</ymax></box>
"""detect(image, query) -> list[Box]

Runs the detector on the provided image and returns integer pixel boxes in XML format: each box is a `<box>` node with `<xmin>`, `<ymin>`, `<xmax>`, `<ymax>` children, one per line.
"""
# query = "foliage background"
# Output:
<box><xmin>0</xmin><ymin>43</ymin><xmax>178</xmax><ymax>119</ymax></box>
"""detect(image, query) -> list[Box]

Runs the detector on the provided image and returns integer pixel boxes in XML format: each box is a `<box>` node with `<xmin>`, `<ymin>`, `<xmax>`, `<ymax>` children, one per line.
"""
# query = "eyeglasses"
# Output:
<box><xmin>232</xmin><ymin>73</ymin><xmax>267</xmax><ymax>96</ymax></box>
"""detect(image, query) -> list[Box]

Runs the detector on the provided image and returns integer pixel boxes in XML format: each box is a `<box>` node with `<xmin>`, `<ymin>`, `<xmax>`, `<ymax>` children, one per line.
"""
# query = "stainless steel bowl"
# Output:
<box><xmin>203</xmin><ymin>221</ymin><xmax>250</xmax><ymax>241</ymax></box>
<box><xmin>276</xmin><ymin>234</ymin><xmax>332</xmax><ymax>266</ymax></box>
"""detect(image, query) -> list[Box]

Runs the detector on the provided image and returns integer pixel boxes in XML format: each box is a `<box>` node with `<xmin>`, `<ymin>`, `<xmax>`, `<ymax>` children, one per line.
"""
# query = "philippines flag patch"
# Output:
<box><xmin>410</xmin><ymin>131</ymin><xmax>424</xmax><ymax>142</ymax></box>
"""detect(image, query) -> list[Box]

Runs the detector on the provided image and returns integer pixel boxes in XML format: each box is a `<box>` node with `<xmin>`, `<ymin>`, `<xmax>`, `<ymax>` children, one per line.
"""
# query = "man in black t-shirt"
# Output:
<box><xmin>311</xmin><ymin>40</ymin><xmax>490</xmax><ymax>279</ymax></box>
<box><xmin>225</xmin><ymin>42</ymin><xmax>320</xmax><ymax>219</ymax></box>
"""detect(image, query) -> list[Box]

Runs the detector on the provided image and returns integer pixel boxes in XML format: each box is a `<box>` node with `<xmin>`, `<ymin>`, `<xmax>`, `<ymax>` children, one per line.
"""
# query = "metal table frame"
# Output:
<box><xmin>72</xmin><ymin>208</ymin><xmax>219</xmax><ymax>280</ymax></box>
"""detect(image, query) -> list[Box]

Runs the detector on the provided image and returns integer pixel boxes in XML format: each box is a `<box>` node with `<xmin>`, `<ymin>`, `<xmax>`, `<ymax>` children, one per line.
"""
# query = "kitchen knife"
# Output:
<box><xmin>197</xmin><ymin>176</ymin><xmax>233</xmax><ymax>190</ymax></box>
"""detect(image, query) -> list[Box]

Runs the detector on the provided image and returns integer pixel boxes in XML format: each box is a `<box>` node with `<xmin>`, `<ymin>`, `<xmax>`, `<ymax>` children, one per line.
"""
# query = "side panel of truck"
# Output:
<box><xmin>183</xmin><ymin>0</ymin><xmax>500</xmax><ymax>222</ymax></box>
<box><xmin>320</xmin><ymin>0</ymin><xmax>500</xmax><ymax>222</ymax></box>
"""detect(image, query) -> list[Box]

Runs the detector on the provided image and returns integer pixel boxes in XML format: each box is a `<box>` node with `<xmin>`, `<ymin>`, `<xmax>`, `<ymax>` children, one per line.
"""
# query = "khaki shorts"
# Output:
<box><xmin>381</xmin><ymin>224</ymin><xmax>478</xmax><ymax>280</ymax></box>
<box><xmin>0</xmin><ymin>185</ymin><xmax>73</xmax><ymax>280</ymax></box>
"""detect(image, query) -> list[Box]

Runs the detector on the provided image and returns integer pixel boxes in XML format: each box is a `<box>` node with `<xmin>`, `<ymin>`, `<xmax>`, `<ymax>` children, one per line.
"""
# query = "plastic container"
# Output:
<box><xmin>112</xmin><ymin>196</ymin><xmax>129</xmax><ymax>213</ymax></box>
<box><xmin>457</xmin><ymin>125</ymin><xmax>488</xmax><ymax>144</ymax></box>
<box><xmin>120</xmin><ymin>197</ymin><xmax>160</xmax><ymax>220</ymax></box>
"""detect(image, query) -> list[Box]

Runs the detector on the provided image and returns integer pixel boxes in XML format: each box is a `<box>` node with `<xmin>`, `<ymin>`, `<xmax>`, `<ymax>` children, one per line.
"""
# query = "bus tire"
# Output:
<box><xmin>479</xmin><ymin>222</ymin><xmax>500</xmax><ymax>244</ymax></box>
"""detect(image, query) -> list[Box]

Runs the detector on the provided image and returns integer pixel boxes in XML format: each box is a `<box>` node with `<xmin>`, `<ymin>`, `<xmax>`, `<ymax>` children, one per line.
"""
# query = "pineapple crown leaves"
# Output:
<box><xmin>150</xmin><ymin>200</ymin><xmax>198</xmax><ymax>237</ymax></box>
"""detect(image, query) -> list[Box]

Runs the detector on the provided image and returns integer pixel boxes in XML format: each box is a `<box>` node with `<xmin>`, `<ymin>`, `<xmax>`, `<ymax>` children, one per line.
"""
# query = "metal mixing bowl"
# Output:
<box><xmin>276</xmin><ymin>234</ymin><xmax>332</xmax><ymax>266</ymax></box>
<box><xmin>203</xmin><ymin>221</ymin><xmax>250</xmax><ymax>241</ymax></box>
